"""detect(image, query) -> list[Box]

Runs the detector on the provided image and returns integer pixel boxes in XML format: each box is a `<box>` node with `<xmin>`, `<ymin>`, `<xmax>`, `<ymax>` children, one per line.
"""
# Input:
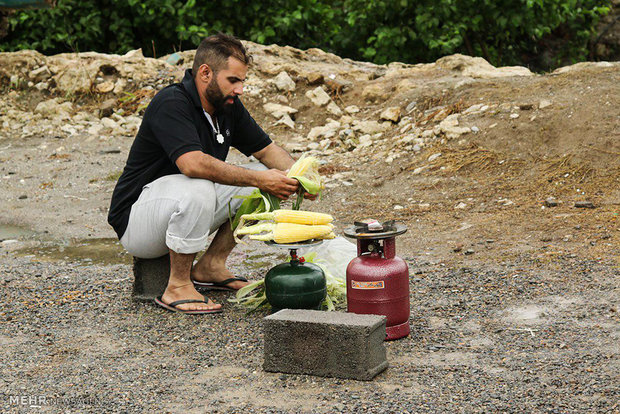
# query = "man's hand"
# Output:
<box><xmin>303</xmin><ymin>191</ymin><xmax>318</xmax><ymax>201</ymax></box>
<box><xmin>258</xmin><ymin>169</ymin><xmax>299</xmax><ymax>200</ymax></box>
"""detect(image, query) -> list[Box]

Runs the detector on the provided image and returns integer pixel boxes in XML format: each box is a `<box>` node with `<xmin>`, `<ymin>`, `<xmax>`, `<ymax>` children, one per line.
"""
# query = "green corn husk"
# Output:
<box><xmin>229</xmin><ymin>189</ymin><xmax>281</xmax><ymax>231</ymax></box>
<box><xmin>228</xmin><ymin>252</ymin><xmax>346</xmax><ymax>312</ymax></box>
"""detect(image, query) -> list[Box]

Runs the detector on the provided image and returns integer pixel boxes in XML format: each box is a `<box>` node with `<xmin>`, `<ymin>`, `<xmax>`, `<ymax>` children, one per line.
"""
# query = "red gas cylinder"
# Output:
<box><xmin>344</xmin><ymin>221</ymin><xmax>409</xmax><ymax>340</ymax></box>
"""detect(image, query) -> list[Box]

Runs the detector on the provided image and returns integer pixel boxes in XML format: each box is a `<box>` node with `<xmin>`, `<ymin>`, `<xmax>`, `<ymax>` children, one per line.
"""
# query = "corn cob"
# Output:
<box><xmin>235</xmin><ymin>222</ymin><xmax>334</xmax><ymax>244</ymax></box>
<box><xmin>239</xmin><ymin>209</ymin><xmax>333</xmax><ymax>226</ymax></box>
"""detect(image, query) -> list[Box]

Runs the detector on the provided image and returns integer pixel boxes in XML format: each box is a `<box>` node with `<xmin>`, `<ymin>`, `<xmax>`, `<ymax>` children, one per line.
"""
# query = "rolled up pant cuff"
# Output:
<box><xmin>166</xmin><ymin>231</ymin><xmax>210</xmax><ymax>254</ymax></box>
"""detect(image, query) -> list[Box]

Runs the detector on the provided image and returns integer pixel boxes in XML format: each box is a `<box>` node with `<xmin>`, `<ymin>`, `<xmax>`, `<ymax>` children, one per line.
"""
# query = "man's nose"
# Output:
<box><xmin>233</xmin><ymin>84</ymin><xmax>243</xmax><ymax>96</ymax></box>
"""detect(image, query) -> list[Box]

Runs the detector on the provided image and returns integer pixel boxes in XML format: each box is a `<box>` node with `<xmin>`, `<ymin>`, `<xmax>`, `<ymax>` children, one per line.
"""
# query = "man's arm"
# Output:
<box><xmin>252</xmin><ymin>142</ymin><xmax>295</xmax><ymax>171</ymax></box>
<box><xmin>176</xmin><ymin>150</ymin><xmax>298</xmax><ymax>200</ymax></box>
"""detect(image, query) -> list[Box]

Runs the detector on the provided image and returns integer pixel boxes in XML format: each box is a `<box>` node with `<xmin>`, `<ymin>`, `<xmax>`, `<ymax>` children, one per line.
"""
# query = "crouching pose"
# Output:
<box><xmin>108</xmin><ymin>33</ymin><xmax>311</xmax><ymax>314</ymax></box>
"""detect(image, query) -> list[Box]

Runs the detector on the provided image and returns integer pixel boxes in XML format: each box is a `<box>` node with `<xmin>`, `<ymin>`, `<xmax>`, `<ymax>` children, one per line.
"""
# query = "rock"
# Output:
<box><xmin>305</xmin><ymin>72</ymin><xmax>324</xmax><ymax>85</ymax></box>
<box><xmin>352</xmin><ymin>120</ymin><xmax>390</xmax><ymax>135</ymax></box>
<box><xmin>113</xmin><ymin>79</ymin><xmax>127</xmax><ymax>95</ymax></box>
<box><xmin>436</xmin><ymin>54</ymin><xmax>533</xmax><ymax>78</ymax></box>
<box><xmin>345</xmin><ymin>105</ymin><xmax>360</xmax><ymax>114</ymax></box>
<box><xmin>305</xmin><ymin>86</ymin><xmax>331</xmax><ymax>107</ymax></box>
<box><xmin>518</xmin><ymin>103</ymin><xmax>534</xmax><ymax>110</ymax></box>
<box><xmin>263</xmin><ymin>103</ymin><xmax>298</xmax><ymax>119</ymax></box>
<box><xmin>362</xmin><ymin>84</ymin><xmax>388</xmax><ymax>102</ymax></box>
<box><xmin>455</xmin><ymin>202</ymin><xmax>467</xmax><ymax>209</ymax></box>
<box><xmin>406</xmin><ymin>101</ymin><xmax>417</xmax><ymax>113</ymax></box>
<box><xmin>464</xmin><ymin>249</ymin><xmax>475</xmax><ymax>255</ymax></box>
<box><xmin>358</xmin><ymin>134</ymin><xmax>373</xmax><ymax>148</ymax></box>
<box><xmin>326</xmin><ymin>101</ymin><xmax>342</xmax><ymax>117</ymax></box>
<box><xmin>34</xmin><ymin>82</ymin><xmax>49</xmax><ymax>91</ymax></box>
<box><xmin>380</xmin><ymin>107</ymin><xmax>401</xmax><ymax>123</ymax></box>
<box><xmin>544</xmin><ymin>197</ymin><xmax>559</xmax><ymax>207</ymax></box>
<box><xmin>99</xmin><ymin>98</ymin><xmax>117</xmax><ymax>118</ymax></box>
<box><xmin>87</xmin><ymin>123</ymin><xmax>105</xmax><ymax>135</ymax></box>
<box><xmin>101</xmin><ymin>117</ymin><xmax>118</xmax><ymax>129</ymax></box>
<box><xmin>165</xmin><ymin>52</ymin><xmax>183</xmax><ymax>66</ymax></box>
<box><xmin>18</xmin><ymin>195</ymin><xmax>28</xmax><ymax>200</ymax></box>
<box><xmin>308</xmin><ymin>120</ymin><xmax>341</xmax><ymax>140</ymax></box>
<box><xmin>96</xmin><ymin>81</ymin><xmax>115</xmax><ymax>93</ymax></box>
<box><xmin>428</xmin><ymin>153</ymin><xmax>442</xmax><ymax>162</ymax></box>
<box><xmin>34</xmin><ymin>98</ymin><xmax>73</xmax><ymax>118</ymax></box>
<box><xmin>272</xmin><ymin>71</ymin><xmax>296</xmax><ymax>92</ymax></box>
<box><xmin>28</xmin><ymin>65</ymin><xmax>51</xmax><ymax>82</ymax></box>
<box><xmin>463</xmin><ymin>104</ymin><xmax>484</xmax><ymax>114</ymax></box>
<box><xmin>275</xmin><ymin>113</ymin><xmax>295</xmax><ymax>129</ymax></box>
<box><xmin>471</xmin><ymin>126</ymin><xmax>480</xmax><ymax>133</ymax></box>
<box><xmin>510</xmin><ymin>113</ymin><xmax>520</xmax><ymax>119</ymax></box>
<box><xmin>539</xmin><ymin>100</ymin><xmax>552</xmax><ymax>109</ymax></box>
<box><xmin>439</xmin><ymin>114</ymin><xmax>459</xmax><ymax>129</ymax></box>
<box><xmin>574</xmin><ymin>201</ymin><xmax>595</xmax><ymax>209</ymax></box>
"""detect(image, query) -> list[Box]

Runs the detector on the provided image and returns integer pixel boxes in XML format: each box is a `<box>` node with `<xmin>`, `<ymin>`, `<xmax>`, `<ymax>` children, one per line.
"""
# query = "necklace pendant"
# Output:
<box><xmin>216</xmin><ymin>133</ymin><xmax>224</xmax><ymax>144</ymax></box>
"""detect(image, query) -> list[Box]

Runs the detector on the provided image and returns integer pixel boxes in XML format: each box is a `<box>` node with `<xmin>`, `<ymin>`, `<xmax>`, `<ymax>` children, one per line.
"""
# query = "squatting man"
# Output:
<box><xmin>108</xmin><ymin>33</ymin><xmax>315</xmax><ymax>314</ymax></box>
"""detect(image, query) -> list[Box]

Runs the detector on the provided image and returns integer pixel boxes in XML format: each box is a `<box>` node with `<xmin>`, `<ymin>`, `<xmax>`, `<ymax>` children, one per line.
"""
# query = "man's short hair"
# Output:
<box><xmin>192</xmin><ymin>33</ymin><xmax>252</xmax><ymax>76</ymax></box>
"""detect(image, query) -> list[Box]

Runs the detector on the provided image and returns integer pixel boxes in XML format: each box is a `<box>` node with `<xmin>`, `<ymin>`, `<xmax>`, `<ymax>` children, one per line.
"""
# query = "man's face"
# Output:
<box><xmin>204</xmin><ymin>56</ymin><xmax>247</xmax><ymax>113</ymax></box>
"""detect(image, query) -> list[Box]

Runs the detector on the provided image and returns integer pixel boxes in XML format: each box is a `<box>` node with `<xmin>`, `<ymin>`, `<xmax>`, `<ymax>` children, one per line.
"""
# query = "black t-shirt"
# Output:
<box><xmin>107</xmin><ymin>69</ymin><xmax>271</xmax><ymax>239</ymax></box>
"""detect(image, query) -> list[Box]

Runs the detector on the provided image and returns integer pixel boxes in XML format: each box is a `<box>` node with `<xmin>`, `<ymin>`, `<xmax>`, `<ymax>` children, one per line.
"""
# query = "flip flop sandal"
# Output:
<box><xmin>193</xmin><ymin>276</ymin><xmax>249</xmax><ymax>291</ymax></box>
<box><xmin>154</xmin><ymin>296</ymin><xmax>223</xmax><ymax>314</ymax></box>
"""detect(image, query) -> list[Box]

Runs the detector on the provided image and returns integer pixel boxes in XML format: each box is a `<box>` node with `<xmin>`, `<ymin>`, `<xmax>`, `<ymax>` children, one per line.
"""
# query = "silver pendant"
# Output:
<box><xmin>216</xmin><ymin>133</ymin><xmax>224</xmax><ymax>144</ymax></box>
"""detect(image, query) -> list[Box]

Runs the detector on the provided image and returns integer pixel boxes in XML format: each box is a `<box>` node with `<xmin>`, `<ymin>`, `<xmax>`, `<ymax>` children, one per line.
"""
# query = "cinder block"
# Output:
<box><xmin>131</xmin><ymin>254</ymin><xmax>170</xmax><ymax>302</ymax></box>
<box><xmin>263</xmin><ymin>309</ymin><xmax>388</xmax><ymax>380</ymax></box>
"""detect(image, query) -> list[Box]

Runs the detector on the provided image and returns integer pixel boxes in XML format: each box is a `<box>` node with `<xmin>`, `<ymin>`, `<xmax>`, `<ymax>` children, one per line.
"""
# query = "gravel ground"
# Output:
<box><xmin>1</xmin><ymin>247</ymin><xmax>618</xmax><ymax>413</ymax></box>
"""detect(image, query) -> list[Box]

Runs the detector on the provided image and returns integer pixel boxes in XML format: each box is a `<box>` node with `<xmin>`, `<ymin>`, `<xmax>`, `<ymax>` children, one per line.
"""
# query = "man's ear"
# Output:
<box><xmin>199</xmin><ymin>64</ymin><xmax>212</xmax><ymax>82</ymax></box>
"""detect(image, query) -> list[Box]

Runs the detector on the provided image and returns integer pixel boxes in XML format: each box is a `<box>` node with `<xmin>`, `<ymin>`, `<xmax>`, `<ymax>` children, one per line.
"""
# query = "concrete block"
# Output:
<box><xmin>263</xmin><ymin>309</ymin><xmax>388</xmax><ymax>380</ymax></box>
<box><xmin>131</xmin><ymin>254</ymin><xmax>170</xmax><ymax>302</ymax></box>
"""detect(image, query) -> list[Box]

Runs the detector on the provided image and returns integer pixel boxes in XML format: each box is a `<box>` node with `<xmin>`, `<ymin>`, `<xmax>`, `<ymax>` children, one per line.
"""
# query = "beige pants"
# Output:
<box><xmin>120</xmin><ymin>163</ymin><xmax>266</xmax><ymax>258</ymax></box>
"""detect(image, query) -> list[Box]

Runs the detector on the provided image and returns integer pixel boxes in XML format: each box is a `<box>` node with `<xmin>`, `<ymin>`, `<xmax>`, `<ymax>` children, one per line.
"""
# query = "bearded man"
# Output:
<box><xmin>108</xmin><ymin>33</ymin><xmax>309</xmax><ymax>314</ymax></box>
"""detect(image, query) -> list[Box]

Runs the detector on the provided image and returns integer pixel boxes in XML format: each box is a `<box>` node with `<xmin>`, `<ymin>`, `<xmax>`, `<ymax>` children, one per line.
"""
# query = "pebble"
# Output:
<box><xmin>544</xmin><ymin>197</ymin><xmax>559</xmax><ymax>207</ymax></box>
<box><xmin>574</xmin><ymin>201</ymin><xmax>595</xmax><ymax>209</ymax></box>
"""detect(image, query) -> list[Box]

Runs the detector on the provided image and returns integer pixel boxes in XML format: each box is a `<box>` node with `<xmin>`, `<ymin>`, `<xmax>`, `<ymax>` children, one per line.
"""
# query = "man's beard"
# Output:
<box><xmin>205</xmin><ymin>80</ymin><xmax>234</xmax><ymax>113</ymax></box>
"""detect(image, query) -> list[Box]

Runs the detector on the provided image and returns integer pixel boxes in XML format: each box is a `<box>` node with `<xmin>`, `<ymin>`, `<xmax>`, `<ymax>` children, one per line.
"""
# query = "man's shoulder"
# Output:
<box><xmin>144</xmin><ymin>82</ymin><xmax>194</xmax><ymax>117</ymax></box>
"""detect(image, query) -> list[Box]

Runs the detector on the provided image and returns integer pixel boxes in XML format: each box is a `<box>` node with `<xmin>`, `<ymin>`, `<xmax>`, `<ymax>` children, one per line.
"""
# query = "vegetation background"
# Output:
<box><xmin>0</xmin><ymin>0</ymin><xmax>614</xmax><ymax>71</ymax></box>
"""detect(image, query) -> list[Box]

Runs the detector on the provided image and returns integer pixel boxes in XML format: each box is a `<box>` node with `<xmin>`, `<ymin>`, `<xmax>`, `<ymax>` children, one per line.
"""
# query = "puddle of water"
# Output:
<box><xmin>0</xmin><ymin>224</ymin><xmax>36</xmax><ymax>240</ymax></box>
<box><xmin>16</xmin><ymin>238</ymin><xmax>132</xmax><ymax>266</ymax></box>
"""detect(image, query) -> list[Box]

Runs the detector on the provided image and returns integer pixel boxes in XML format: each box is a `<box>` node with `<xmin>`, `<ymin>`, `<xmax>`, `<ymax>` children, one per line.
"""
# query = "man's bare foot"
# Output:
<box><xmin>191</xmin><ymin>260</ymin><xmax>249</xmax><ymax>291</ymax></box>
<box><xmin>160</xmin><ymin>283</ymin><xmax>222</xmax><ymax>311</ymax></box>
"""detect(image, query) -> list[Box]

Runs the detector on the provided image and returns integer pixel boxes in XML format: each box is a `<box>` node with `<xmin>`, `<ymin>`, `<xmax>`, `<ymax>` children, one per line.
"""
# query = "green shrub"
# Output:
<box><xmin>0</xmin><ymin>0</ymin><xmax>611</xmax><ymax>71</ymax></box>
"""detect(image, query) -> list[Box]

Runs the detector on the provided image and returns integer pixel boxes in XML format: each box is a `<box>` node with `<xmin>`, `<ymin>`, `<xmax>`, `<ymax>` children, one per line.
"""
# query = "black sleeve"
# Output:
<box><xmin>231</xmin><ymin>99</ymin><xmax>272</xmax><ymax>156</ymax></box>
<box><xmin>148</xmin><ymin>93</ymin><xmax>203</xmax><ymax>163</ymax></box>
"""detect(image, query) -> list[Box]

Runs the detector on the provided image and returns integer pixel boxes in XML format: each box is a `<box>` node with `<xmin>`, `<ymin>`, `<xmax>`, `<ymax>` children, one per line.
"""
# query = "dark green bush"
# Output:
<box><xmin>0</xmin><ymin>0</ymin><xmax>611</xmax><ymax>70</ymax></box>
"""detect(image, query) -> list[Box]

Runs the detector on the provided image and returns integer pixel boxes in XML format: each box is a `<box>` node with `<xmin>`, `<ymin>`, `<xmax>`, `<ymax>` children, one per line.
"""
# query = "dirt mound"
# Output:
<box><xmin>0</xmin><ymin>43</ymin><xmax>618</xmax><ymax>263</ymax></box>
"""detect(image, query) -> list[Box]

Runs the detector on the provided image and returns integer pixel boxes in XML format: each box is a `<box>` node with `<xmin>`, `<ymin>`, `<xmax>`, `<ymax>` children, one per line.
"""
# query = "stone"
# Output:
<box><xmin>305</xmin><ymin>86</ymin><xmax>331</xmax><ymax>107</ymax></box>
<box><xmin>345</xmin><ymin>105</ymin><xmax>360</xmax><ymax>114</ymax></box>
<box><xmin>428</xmin><ymin>153</ymin><xmax>442</xmax><ymax>162</ymax></box>
<box><xmin>436</xmin><ymin>54</ymin><xmax>533</xmax><ymax>79</ymax></box>
<box><xmin>263</xmin><ymin>103</ymin><xmax>298</xmax><ymax>119</ymax></box>
<box><xmin>34</xmin><ymin>98</ymin><xmax>73</xmax><ymax>118</ymax></box>
<box><xmin>96</xmin><ymin>81</ymin><xmax>115</xmax><ymax>93</ymax></box>
<box><xmin>306</xmin><ymin>72</ymin><xmax>324</xmax><ymax>85</ymax></box>
<box><xmin>99</xmin><ymin>98</ymin><xmax>117</xmax><ymax>118</ymax></box>
<box><xmin>308</xmin><ymin>120</ymin><xmax>341</xmax><ymax>140</ymax></box>
<box><xmin>326</xmin><ymin>101</ymin><xmax>342</xmax><ymax>117</ymax></box>
<box><xmin>544</xmin><ymin>197</ymin><xmax>559</xmax><ymax>207</ymax></box>
<box><xmin>353</xmin><ymin>120</ymin><xmax>390</xmax><ymax>135</ymax></box>
<box><xmin>263</xmin><ymin>309</ymin><xmax>388</xmax><ymax>380</ymax></box>
<box><xmin>574</xmin><ymin>201</ymin><xmax>595</xmax><ymax>209</ymax></box>
<box><xmin>272</xmin><ymin>71</ymin><xmax>296</xmax><ymax>92</ymax></box>
<box><xmin>28</xmin><ymin>65</ymin><xmax>51</xmax><ymax>82</ymax></box>
<box><xmin>132</xmin><ymin>255</ymin><xmax>170</xmax><ymax>301</ymax></box>
<box><xmin>101</xmin><ymin>117</ymin><xmax>118</xmax><ymax>129</ymax></box>
<box><xmin>539</xmin><ymin>100</ymin><xmax>552</xmax><ymax>109</ymax></box>
<box><xmin>362</xmin><ymin>84</ymin><xmax>387</xmax><ymax>102</ymax></box>
<box><xmin>380</xmin><ymin>107</ymin><xmax>401</xmax><ymax>123</ymax></box>
<box><xmin>275</xmin><ymin>113</ymin><xmax>295</xmax><ymax>129</ymax></box>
